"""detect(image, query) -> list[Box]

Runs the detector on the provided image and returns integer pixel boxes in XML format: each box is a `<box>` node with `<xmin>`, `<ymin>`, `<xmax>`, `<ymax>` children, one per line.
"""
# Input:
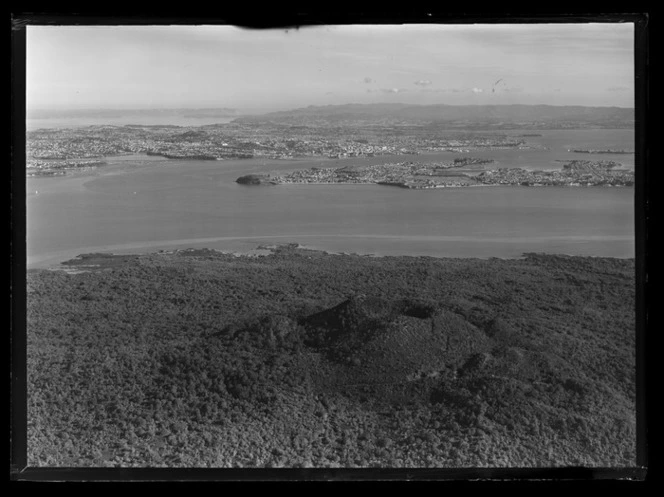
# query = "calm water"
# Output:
<box><xmin>26</xmin><ymin>129</ymin><xmax>635</xmax><ymax>268</ymax></box>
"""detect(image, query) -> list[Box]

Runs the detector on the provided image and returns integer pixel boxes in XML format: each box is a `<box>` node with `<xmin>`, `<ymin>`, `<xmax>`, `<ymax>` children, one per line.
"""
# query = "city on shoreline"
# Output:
<box><xmin>26</xmin><ymin>121</ymin><xmax>633</xmax><ymax>182</ymax></box>
<box><xmin>237</xmin><ymin>159</ymin><xmax>634</xmax><ymax>189</ymax></box>
<box><xmin>26</xmin><ymin>122</ymin><xmax>551</xmax><ymax>177</ymax></box>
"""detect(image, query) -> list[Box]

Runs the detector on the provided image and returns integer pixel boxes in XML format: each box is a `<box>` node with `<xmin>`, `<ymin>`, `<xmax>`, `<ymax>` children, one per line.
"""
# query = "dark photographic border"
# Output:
<box><xmin>10</xmin><ymin>9</ymin><xmax>651</xmax><ymax>482</ymax></box>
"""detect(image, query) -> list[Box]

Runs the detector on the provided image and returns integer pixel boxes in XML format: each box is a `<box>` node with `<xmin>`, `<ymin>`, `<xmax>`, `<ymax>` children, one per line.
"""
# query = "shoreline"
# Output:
<box><xmin>272</xmin><ymin>181</ymin><xmax>633</xmax><ymax>189</ymax></box>
<box><xmin>29</xmin><ymin>238</ymin><xmax>636</xmax><ymax>272</ymax></box>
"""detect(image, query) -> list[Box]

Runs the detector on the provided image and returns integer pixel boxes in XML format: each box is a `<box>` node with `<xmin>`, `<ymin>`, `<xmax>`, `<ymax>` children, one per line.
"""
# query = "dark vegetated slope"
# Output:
<box><xmin>26</xmin><ymin>247</ymin><xmax>636</xmax><ymax>468</ymax></box>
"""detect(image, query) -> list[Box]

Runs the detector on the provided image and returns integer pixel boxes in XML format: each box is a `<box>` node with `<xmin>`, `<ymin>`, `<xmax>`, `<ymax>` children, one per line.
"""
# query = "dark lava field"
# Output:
<box><xmin>26</xmin><ymin>245</ymin><xmax>637</xmax><ymax>468</ymax></box>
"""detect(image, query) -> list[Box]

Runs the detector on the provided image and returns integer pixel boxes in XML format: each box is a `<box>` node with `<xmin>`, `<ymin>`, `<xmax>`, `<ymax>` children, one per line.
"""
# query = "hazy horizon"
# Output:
<box><xmin>28</xmin><ymin>101</ymin><xmax>637</xmax><ymax>113</ymax></box>
<box><xmin>27</xmin><ymin>23</ymin><xmax>634</xmax><ymax>114</ymax></box>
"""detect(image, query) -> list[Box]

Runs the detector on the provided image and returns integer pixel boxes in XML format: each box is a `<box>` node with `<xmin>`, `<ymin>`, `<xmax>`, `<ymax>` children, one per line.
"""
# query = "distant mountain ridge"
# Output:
<box><xmin>236</xmin><ymin>103</ymin><xmax>635</xmax><ymax>127</ymax></box>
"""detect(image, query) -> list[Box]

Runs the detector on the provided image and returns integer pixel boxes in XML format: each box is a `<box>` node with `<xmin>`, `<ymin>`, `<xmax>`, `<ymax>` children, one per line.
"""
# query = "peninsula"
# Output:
<box><xmin>238</xmin><ymin>159</ymin><xmax>634</xmax><ymax>189</ymax></box>
<box><xmin>26</xmin><ymin>159</ymin><xmax>107</xmax><ymax>177</ymax></box>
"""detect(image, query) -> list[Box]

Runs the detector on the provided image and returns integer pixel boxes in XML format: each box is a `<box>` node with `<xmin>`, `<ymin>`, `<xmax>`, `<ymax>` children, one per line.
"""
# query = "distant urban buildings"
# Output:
<box><xmin>244</xmin><ymin>159</ymin><xmax>634</xmax><ymax>189</ymax></box>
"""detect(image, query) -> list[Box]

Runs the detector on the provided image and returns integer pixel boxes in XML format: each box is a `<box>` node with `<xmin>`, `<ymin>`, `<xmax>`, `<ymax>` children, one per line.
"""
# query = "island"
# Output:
<box><xmin>238</xmin><ymin>159</ymin><xmax>634</xmax><ymax>189</ymax></box>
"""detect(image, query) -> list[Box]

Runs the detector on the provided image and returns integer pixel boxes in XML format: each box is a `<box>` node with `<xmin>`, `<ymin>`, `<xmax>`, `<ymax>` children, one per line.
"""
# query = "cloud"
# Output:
<box><xmin>417</xmin><ymin>86</ymin><xmax>520</xmax><ymax>94</ymax></box>
<box><xmin>363</xmin><ymin>77</ymin><xmax>373</xmax><ymax>84</ymax></box>
<box><xmin>419</xmin><ymin>88</ymin><xmax>455</xmax><ymax>93</ymax></box>
<box><xmin>413</xmin><ymin>80</ymin><xmax>432</xmax><ymax>86</ymax></box>
<box><xmin>368</xmin><ymin>88</ymin><xmax>408</xmax><ymax>94</ymax></box>
<box><xmin>606</xmin><ymin>86</ymin><xmax>630</xmax><ymax>92</ymax></box>
<box><xmin>490</xmin><ymin>80</ymin><xmax>524</xmax><ymax>94</ymax></box>
<box><xmin>418</xmin><ymin>87</ymin><xmax>471</xmax><ymax>93</ymax></box>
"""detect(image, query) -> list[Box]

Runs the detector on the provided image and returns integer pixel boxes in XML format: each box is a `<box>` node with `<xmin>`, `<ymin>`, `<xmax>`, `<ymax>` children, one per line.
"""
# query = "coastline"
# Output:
<box><xmin>26</xmin><ymin>145</ymin><xmax>636</xmax><ymax>270</ymax></box>
<box><xmin>273</xmin><ymin>181</ymin><xmax>632</xmax><ymax>189</ymax></box>
<box><xmin>29</xmin><ymin>236</ymin><xmax>636</xmax><ymax>273</ymax></box>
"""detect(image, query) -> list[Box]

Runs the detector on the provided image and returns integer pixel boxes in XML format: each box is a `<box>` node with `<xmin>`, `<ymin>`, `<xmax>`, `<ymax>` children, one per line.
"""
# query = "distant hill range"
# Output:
<box><xmin>235</xmin><ymin>103</ymin><xmax>634</xmax><ymax>128</ymax></box>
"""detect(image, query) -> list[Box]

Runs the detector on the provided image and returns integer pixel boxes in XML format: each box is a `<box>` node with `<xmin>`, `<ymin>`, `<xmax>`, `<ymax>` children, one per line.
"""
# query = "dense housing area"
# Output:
<box><xmin>26</xmin><ymin>123</ymin><xmax>540</xmax><ymax>176</ymax></box>
<box><xmin>238</xmin><ymin>159</ymin><xmax>634</xmax><ymax>189</ymax></box>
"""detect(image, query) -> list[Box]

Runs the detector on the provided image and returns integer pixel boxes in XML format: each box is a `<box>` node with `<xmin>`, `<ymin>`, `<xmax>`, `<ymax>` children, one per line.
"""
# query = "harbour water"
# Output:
<box><xmin>26</xmin><ymin>128</ymin><xmax>635</xmax><ymax>268</ymax></box>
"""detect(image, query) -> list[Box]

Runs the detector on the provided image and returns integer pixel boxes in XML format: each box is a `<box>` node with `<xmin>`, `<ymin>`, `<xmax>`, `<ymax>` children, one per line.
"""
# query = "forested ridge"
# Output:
<box><xmin>26</xmin><ymin>246</ymin><xmax>636</xmax><ymax>468</ymax></box>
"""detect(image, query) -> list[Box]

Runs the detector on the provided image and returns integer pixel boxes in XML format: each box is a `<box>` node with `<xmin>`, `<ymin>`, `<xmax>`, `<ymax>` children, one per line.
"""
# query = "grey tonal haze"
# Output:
<box><xmin>27</xmin><ymin>23</ymin><xmax>634</xmax><ymax>113</ymax></box>
<box><xmin>23</xmin><ymin>21</ymin><xmax>640</xmax><ymax>473</ymax></box>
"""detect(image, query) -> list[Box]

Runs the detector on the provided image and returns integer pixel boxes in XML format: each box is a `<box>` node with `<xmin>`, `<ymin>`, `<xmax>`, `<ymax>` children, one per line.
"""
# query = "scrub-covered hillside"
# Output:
<box><xmin>26</xmin><ymin>246</ymin><xmax>636</xmax><ymax>468</ymax></box>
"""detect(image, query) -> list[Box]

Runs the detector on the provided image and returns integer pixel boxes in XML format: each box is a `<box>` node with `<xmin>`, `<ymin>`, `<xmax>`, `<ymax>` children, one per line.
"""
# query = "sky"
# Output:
<box><xmin>26</xmin><ymin>23</ymin><xmax>635</xmax><ymax>113</ymax></box>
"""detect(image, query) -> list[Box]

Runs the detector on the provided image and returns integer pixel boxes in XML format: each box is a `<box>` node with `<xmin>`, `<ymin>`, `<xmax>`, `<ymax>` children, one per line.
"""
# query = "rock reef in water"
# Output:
<box><xmin>235</xmin><ymin>174</ymin><xmax>276</xmax><ymax>185</ymax></box>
